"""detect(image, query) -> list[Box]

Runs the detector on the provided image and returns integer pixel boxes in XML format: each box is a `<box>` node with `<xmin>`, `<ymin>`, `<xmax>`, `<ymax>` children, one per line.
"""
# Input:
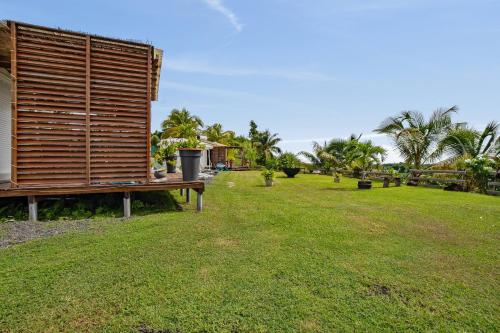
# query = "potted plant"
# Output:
<box><xmin>262</xmin><ymin>169</ymin><xmax>275</xmax><ymax>187</ymax></box>
<box><xmin>357</xmin><ymin>171</ymin><xmax>372</xmax><ymax>189</ymax></box>
<box><xmin>278</xmin><ymin>152</ymin><xmax>301</xmax><ymax>178</ymax></box>
<box><xmin>166</xmin><ymin>159</ymin><xmax>177</xmax><ymax>174</ymax></box>
<box><xmin>333</xmin><ymin>170</ymin><xmax>341</xmax><ymax>183</ymax></box>
<box><xmin>155</xmin><ymin>141</ymin><xmax>178</xmax><ymax>173</ymax></box>
<box><xmin>389</xmin><ymin>169</ymin><xmax>401</xmax><ymax>187</ymax></box>
<box><xmin>177</xmin><ymin>138</ymin><xmax>205</xmax><ymax>181</ymax></box>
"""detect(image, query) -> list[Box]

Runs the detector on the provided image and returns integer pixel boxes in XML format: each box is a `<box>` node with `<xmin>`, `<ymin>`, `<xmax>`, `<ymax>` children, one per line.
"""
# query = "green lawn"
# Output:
<box><xmin>1</xmin><ymin>172</ymin><xmax>499</xmax><ymax>332</ymax></box>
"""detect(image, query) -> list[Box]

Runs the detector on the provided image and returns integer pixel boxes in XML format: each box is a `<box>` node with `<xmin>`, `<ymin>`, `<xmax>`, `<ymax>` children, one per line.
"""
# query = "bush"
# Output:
<box><xmin>464</xmin><ymin>155</ymin><xmax>495</xmax><ymax>193</ymax></box>
<box><xmin>277</xmin><ymin>152</ymin><xmax>300</xmax><ymax>169</ymax></box>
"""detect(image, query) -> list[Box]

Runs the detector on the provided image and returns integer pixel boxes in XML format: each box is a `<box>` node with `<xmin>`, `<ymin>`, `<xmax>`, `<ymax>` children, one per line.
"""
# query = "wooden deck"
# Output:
<box><xmin>0</xmin><ymin>173</ymin><xmax>205</xmax><ymax>221</ymax></box>
<box><xmin>0</xmin><ymin>173</ymin><xmax>203</xmax><ymax>198</ymax></box>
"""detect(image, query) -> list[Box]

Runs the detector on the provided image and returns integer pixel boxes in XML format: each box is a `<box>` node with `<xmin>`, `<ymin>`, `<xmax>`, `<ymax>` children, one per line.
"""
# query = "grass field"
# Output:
<box><xmin>0</xmin><ymin>171</ymin><xmax>499</xmax><ymax>332</ymax></box>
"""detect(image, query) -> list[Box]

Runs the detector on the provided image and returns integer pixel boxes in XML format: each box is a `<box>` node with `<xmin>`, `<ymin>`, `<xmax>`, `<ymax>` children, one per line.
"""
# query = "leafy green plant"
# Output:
<box><xmin>464</xmin><ymin>155</ymin><xmax>495</xmax><ymax>193</ymax></box>
<box><xmin>177</xmin><ymin>137</ymin><xmax>206</xmax><ymax>150</ymax></box>
<box><xmin>261</xmin><ymin>169</ymin><xmax>275</xmax><ymax>180</ymax></box>
<box><xmin>278</xmin><ymin>152</ymin><xmax>300</xmax><ymax>169</ymax></box>
<box><xmin>155</xmin><ymin>141</ymin><xmax>178</xmax><ymax>163</ymax></box>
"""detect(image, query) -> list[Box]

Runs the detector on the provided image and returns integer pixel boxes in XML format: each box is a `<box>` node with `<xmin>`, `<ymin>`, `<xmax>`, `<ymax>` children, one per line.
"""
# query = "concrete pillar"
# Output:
<box><xmin>196</xmin><ymin>191</ymin><xmax>203</xmax><ymax>212</ymax></box>
<box><xmin>180</xmin><ymin>188</ymin><xmax>184</xmax><ymax>196</ymax></box>
<box><xmin>186</xmin><ymin>188</ymin><xmax>190</xmax><ymax>203</ymax></box>
<box><xmin>28</xmin><ymin>196</ymin><xmax>37</xmax><ymax>222</ymax></box>
<box><xmin>123</xmin><ymin>192</ymin><xmax>131</xmax><ymax>218</ymax></box>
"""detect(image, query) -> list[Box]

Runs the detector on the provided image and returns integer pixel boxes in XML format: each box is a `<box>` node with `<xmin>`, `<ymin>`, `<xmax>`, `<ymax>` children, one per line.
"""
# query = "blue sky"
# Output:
<box><xmin>3</xmin><ymin>0</ymin><xmax>500</xmax><ymax>161</ymax></box>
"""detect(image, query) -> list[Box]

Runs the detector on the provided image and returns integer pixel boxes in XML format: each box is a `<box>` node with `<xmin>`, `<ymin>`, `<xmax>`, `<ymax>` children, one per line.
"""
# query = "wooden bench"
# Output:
<box><xmin>487</xmin><ymin>181</ymin><xmax>500</xmax><ymax>196</ymax></box>
<box><xmin>409</xmin><ymin>169</ymin><xmax>467</xmax><ymax>190</ymax></box>
<box><xmin>361</xmin><ymin>171</ymin><xmax>401</xmax><ymax>187</ymax></box>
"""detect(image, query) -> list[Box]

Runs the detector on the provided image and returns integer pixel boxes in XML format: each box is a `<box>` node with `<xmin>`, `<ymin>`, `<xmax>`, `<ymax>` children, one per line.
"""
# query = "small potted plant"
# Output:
<box><xmin>357</xmin><ymin>171</ymin><xmax>372</xmax><ymax>189</ymax></box>
<box><xmin>177</xmin><ymin>138</ymin><xmax>205</xmax><ymax>181</ymax></box>
<box><xmin>333</xmin><ymin>170</ymin><xmax>341</xmax><ymax>183</ymax></box>
<box><xmin>155</xmin><ymin>141</ymin><xmax>178</xmax><ymax>173</ymax></box>
<box><xmin>389</xmin><ymin>169</ymin><xmax>401</xmax><ymax>187</ymax></box>
<box><xmin>166</xmin><ymin>159</ymin><xmax>177</xmax><ymax>174</ymax></box>
<box><xmin>262</xmin><ymin>169</ymin><xmax>274</xmax><ymax>187</ymax></box>
<box><xmin>278</xmin><ymin>152</ymin><xmax>301</xmax><ymax>178</ymax></box>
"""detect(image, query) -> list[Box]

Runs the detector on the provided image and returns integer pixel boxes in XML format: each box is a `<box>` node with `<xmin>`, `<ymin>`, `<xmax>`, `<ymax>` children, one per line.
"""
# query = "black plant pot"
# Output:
<box><xmin>358</xmin><ymin>180</ymin><xmax>372</xmax><ymax>189</ymax></box>
<box><xmin>179</xmin><ymin>149</ymin><xmax>202</xmax><ymax>181</ymax></box>
<box><xmin>394</xmin><ymin>177</ymin><xmax>401</xmax><ymax>187</ymax></box>
<box><xmin>165</xmin><ymin>156</ymin><xmax>176</xmax><ymax>173</ymax></box>
<box><xmin>282</xmin><ymin>167</ymin><xmax>300</xmax><ymax>178</ymax></box>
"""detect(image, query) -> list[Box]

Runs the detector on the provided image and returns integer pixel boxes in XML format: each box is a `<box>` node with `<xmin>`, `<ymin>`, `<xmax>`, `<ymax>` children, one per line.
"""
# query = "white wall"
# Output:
<box><xmin>0</xmin><ymin>69</ymin><xmax>11</xmax><ymax>183</ymax></box>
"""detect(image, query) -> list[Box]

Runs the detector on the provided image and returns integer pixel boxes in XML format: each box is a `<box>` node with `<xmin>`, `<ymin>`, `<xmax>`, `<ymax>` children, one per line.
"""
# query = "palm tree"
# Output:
<box><xmin>255</xmin><ymin>130</ymin><xmax>282</xmax><ymax>161</ymax></box>
<box><xmin>349</xmin><ymin>140</ymin><xmax>387</xmax><ymax>171</ymax></box>
<box><xmin>299</xmin><ymin>141</ymin><xmax>333</xmax><ymax>172</ymax></box>
<box><xmin>204</xmin><ymin>123</ymin><xmax>235</xmax><ymax>145</ymax></box>
<box><xmin>161</xmin><ymin>108</ymin><xmax>204</xmax><ymax>139</ymax></box>
<box><xmin>374</xmin><ymin>106</ymin><xmax>458</xmax><ymax>169</ymax></box>
<box><xmin>439</xmin><ymin>121</ymin><xmax>499</xmax><ymax>161</ymax></box>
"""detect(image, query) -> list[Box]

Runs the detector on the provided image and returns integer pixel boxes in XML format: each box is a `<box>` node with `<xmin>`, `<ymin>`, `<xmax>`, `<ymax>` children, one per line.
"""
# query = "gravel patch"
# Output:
<box><xmin>0</xmin><ymin>218</ymin><xmax>123</xmax><ymax>248</ymax></box>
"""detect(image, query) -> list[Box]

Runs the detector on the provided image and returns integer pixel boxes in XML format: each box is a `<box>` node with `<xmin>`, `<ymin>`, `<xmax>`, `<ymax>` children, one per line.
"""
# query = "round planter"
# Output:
<box><xmin>357</xmin><ymin>180</ymin><xmax>372</xmax><ymax>189</ymax></box>
<box><xmin>179</xmin><ymin>149</ymin><xmax>202</xmax><ymax>181</ymax></box>
<box><xmin>165</xmin><ymin>156</ymin><xmax>176</xmax><ymax>173</ymax></box>
<box><xmin>154</xmin><ymin>170</ymin><xmax>167</xmax><ymax>179</ymax></box>
<box><xmin>282</xmin><ymin>167</ymin><xmax>300</xmax><ymax>178</ymax></box>
<box><xmin>265</xmin><ymin>178</ymin><xmax>273</xmax><ymax>187</ymax></box>
<box><xmin>334</xmin><ymin>177</ymin><xmax>341</xmax><ymax>183</ymax></box>
<box><xmin>394</xmin><ymin>177</ymin><xmax>401</xmax><ymax>187</ymax></box>
<box><xmin>383</xmin><ymin>178</ymin><xmax>390</xmax><ymax>188</ymax></box>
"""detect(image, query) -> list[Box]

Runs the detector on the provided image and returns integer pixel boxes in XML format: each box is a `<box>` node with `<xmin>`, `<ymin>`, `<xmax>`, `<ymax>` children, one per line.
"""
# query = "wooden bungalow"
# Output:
<box><xmin>0</xmin><ymin>21</ymin><xmax>204</xmax><ymax>220</ymax></box>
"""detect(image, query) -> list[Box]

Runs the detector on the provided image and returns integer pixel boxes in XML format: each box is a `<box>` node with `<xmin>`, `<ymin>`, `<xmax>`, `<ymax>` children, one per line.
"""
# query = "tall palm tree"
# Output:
<box><xmin>204</xmin><ymin>123</ymin><xmax>235</xmax><ymax>145</ymax></box>
<box><xmin>255</xmin><ymin>130</ymin><xmax>282</xmax><ymax>161</ymax></box>
<box><xmin>439</xmin><ymin>121</ymin><xmax>499</xmax><ymax>161</ymax></box>
<box><xmin>374</xmin><ymin>106</ymin><xmax>458</xmax><ymax>169</ymax></box>
<box><xmin>161</xmin><ymin>108</ymin><xmax>204</xmax><ymax>139</ymax></box>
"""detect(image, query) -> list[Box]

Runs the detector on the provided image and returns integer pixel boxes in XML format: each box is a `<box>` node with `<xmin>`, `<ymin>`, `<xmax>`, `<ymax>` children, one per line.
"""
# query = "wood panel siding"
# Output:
<box><xmin>9</xmin><ymin>22</ymin><xmax>157</xmax><ymax>188</ymax></box>
<box><xmin>89</xmin><ymin>38</ymin><xmax>150</xmax><ymax>185</ymax></box>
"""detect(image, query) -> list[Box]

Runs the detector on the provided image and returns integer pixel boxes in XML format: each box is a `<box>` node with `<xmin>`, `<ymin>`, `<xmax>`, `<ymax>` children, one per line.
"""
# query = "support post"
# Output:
<box><xmin>180</xmin><ymin>188</ymin><xmax>184</xmax><ymax>196</ymax></box>
<box><xmin>196</xmin><ymin>190</ymin><xmax>203</xmax><ymax>212</ymax></box>
<box><xmin>28</xmin><ymin>196</ymin><xmax>37</xmax><ymax>222</ymax></box>
<box><xmin>123</xmin><ymin>192</ymin><xmax>131</xmax><ymax>218</ymax></box>
<box><xmin>186</xmin><ymin>188</ymin><xmax>190</xmax><ymax>203</ymax></box>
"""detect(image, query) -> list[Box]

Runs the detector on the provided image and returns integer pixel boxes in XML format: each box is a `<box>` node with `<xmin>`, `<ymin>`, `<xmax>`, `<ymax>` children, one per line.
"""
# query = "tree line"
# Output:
<box><xmin>152</xmin><ymin>106</ymin><xmax>499</xmax><ymax>174</ymax></box>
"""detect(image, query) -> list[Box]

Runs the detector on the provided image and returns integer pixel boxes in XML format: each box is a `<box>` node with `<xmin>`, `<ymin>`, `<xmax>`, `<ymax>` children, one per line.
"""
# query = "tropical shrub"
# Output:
<box><xmin>464</xmin><ymin>155</ymin><xmax>495</xmax><ymax>193</ymax></box>
<box><xmin>278</xmin><ymin>152</ymin><xmax>300</xmax><ymax>169</ymax></box>
<box><xmin>261</xmin><ymin>169</ymin><xmax>275</xmax><ymax>180</ymax></box>
<box><xmin>177</xmin><ymin>137</ymin><xmax>206</xmax><ymax>150</ymax></box>
<box><xmin>155</xmin><ymin>141</ymin><xmax>178</xmax><ymax>163</ymax></box>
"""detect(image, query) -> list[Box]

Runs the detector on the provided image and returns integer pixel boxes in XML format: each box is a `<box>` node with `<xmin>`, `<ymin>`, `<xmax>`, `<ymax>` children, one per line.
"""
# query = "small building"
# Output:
<box><xmin>0</xmin><ymin>21</ymin><xmax>204</xmax><ymax>219</ymax></box>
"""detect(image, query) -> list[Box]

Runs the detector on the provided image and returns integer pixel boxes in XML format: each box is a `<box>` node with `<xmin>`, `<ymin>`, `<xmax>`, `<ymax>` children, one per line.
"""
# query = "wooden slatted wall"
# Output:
<box><xmin>12</xmin><ymin>22</ymin><xmax>152</xmax><ymax>188</ymax></box>
<box><xmin>15</xmin><ymin>24</ymin><xmax>88</xmax><ymax>187</ymax></box>
<box><xmin>89</xmin><ymin>38</ymin><xmax>149</xmax><ymax>184</ymax></box>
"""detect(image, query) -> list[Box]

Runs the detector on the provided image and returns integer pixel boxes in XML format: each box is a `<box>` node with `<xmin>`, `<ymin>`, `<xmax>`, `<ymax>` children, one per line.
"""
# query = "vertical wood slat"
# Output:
<box><xmin>85</xmin><ymin>36</ymin><xmax>91</xmax><ymax>185</ymax></box>
<box><xmin>146</xmin><ymin>46</ymin><xmax>151</xmax><ymax>184</ymax></box>
<box><xmin>10</xmin><ymin>22</ymin><xmax>18</xmax><ymax>187</ymax></box>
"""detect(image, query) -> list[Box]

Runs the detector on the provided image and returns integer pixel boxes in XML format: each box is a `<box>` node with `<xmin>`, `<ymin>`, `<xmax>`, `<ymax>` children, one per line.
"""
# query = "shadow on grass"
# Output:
<box><xmin>321</xmin><ymin>186</ymin><xmax>389</xmax><ymax>192</ymax></box>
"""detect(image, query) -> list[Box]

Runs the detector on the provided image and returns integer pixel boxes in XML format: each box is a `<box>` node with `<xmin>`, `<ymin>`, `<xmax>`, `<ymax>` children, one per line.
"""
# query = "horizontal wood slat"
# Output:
<box><xmin>12</xmin><ymin>22</ymin><xmax>152</xmax><ymax>187</ymax></box>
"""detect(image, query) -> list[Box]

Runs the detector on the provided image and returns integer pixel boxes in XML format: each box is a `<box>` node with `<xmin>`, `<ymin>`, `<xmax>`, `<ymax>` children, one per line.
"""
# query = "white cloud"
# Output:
<box><xmin>166</xmin><ymin>58</ymin><xmax>335</xmax><ymax>82</ymax></box>
<box><xmin>280</xmin><ymin>133</ymin><xmax>384</xmax><ymax>144</ymax></box>
<box><xmin>202</xmin><ymin>0</ymin><xmax>243</xmax><ymax>32</ymax></box>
